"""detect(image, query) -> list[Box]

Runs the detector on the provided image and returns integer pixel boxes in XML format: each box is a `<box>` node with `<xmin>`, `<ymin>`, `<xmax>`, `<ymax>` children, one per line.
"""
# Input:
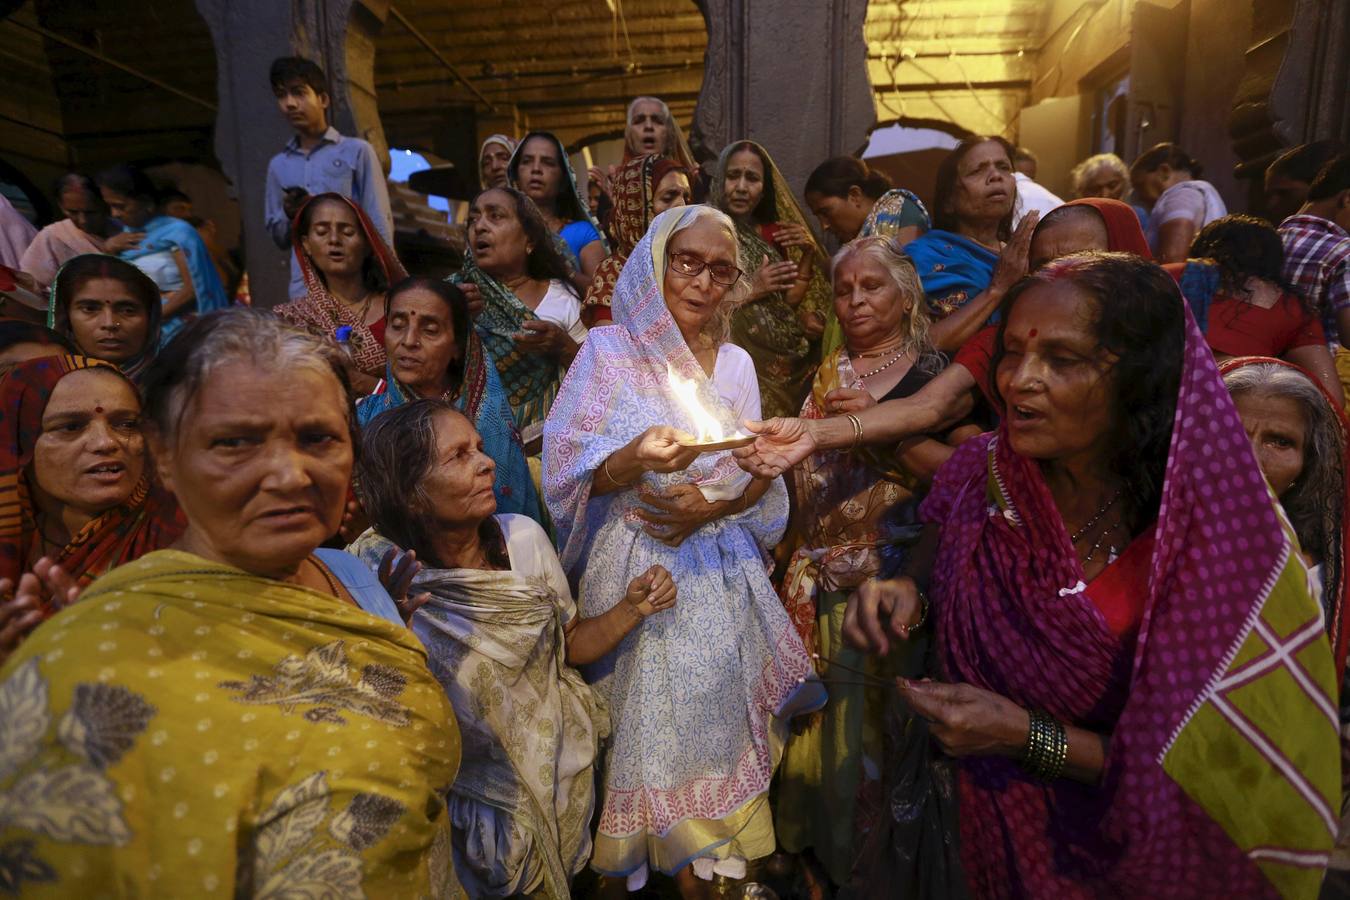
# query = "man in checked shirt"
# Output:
<box><xmin>1279</xmin><ymin>153</ymin><xmax>1350</xmax><ymax>403</ymax></box>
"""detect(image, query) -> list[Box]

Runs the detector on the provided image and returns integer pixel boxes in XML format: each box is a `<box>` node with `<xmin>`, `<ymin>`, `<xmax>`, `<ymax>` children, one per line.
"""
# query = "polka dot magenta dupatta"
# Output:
<box><xmin>919</xmin><ymin>296</ymin><xmax>1339</xmax><ymax>896</ymax></box>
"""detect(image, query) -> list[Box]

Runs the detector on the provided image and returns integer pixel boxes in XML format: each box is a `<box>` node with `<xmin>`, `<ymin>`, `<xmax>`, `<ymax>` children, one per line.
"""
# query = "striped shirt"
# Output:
<box><xmin>1280</xmin><ymin>214</ymin><xmax>1350</xmax><ymax>347</ymax></box>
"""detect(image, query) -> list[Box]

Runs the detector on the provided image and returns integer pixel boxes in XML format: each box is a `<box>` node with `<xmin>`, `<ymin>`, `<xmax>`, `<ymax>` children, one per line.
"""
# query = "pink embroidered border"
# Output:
<box><xmin>597</xmin><ymin>621</ymin><xmax>811</xmax><ymax>836</ymax></box>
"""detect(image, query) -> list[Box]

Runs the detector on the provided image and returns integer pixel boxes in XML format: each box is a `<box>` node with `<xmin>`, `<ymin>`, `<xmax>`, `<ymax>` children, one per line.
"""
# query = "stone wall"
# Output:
<box><xmin>691</xmin><ymin>0</ymin><xmax>875</xmax><ymax>195</ymax></box>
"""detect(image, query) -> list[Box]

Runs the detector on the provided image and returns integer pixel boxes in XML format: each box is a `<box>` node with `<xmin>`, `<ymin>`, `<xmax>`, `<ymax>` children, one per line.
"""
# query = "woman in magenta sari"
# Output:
<box><xmin>846</xmin><ymin>252</ymin><xmax>1339</xmax><ymax>897</ymax></box>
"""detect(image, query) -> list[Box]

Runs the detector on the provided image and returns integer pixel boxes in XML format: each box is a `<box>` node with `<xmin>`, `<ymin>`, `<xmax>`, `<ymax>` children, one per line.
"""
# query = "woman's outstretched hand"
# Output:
<box><xmin>632</xmin><ymin>426</ymin><xmax>701</xmax><ymax>475</ymax></box>
<box><xmin>732</xmin><ymin>418</ymin><xmax>816</xmax><ymax>478</ymax></box>
<box><xmin>623</xmin><ymin>565</ymin><xmax>677</xmax><ymax>618</ymax></box>
<box><xmin>378</xmin><ymin>546</ymin><xmax>431</xmax><ymax>625</ymax></box>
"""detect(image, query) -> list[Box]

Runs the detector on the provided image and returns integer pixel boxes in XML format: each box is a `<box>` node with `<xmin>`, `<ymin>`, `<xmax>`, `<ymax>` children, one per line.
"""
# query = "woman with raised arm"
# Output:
<box><xmin>844</xmin><ymin>254</ymin><xmax>1337</xmax><ymax>898</ymax></box>
<box><xmin>902</xmin><ymin>136</ymin><xmax>1042</xmax><ymax>353</ymax></box>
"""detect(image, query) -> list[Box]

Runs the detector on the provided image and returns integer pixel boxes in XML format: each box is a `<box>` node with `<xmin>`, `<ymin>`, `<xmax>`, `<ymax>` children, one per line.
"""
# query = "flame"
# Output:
<box><xmin>666</xmin><ymin>364</ymin><xmax>731</xmax><ymax>443</ymax></box>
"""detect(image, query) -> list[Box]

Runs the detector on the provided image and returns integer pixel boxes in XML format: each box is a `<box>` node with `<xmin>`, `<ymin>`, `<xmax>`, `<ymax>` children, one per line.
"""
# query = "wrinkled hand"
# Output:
<box><xmin>842</xmin><ymin>575</ymin><xmax>923</xmax><ymax>656</ymax></box>
<box><xmin>623</xmin><ymin>564</ymin><xmax>677</xmax><ymax>618</ymax></box>
<box><xmin>0</xmin><ymin>559</ymin><xmax>80</xmax><ymax>663</ymax></box>
<box><xmin>513</xmin><ymin>319</ymin><xmax>577</xmax><ymax>359</ymax></box>
<box><xmin>800</xmin><ymin>310</ymin><xmax>826</xmax><ymax>339</ymax></box>
<box><xmin>635</xmin><ymin>483</ymin><xmax>716</xmax><ymax>547</ymax></box>
<box><xmin>823</xmin><ymin>387</ymin><xmax>876</xmax><ymax>415</ymax></box>
<box><xmin>459</xmin><ymin>281</ymin><xmax>484</xmax><ymax>318</ymax></box>
<box><xmin>897</xmin><ymin>679</ymin><xmax>1029</xmax><ymax>759</ymax></box>
<box><xmin>751</xmin><ymin>258</ymin><xmax>799</xmax><ymax>297</ymax></box>
<box><xmin>377</xmin><ymin>546</ymin><xmax>431</xmax><ymax>626</ymax></box>
<box><xmin>631</xmin><ymin>426</ymin><xmax>700</xmax><ymax>475</ymax></box>
<box><xmin>104</xmin><ymin>231</ymin><xmax>145</xmax><ymax>254</ymax></box>
<box><xmin>990</xmin><ymin>212</ymin><xmax>1038</xmax><ymax>294</ymax></box>
<box><xmin>731</xmin><ymin>418</ymin><xmax>816</xmax><ymax>478</ymax></box>
<box><xmin>773</xmin><ymin>222</ymin><xmax>815</xmax><ymax>250</ymax></box>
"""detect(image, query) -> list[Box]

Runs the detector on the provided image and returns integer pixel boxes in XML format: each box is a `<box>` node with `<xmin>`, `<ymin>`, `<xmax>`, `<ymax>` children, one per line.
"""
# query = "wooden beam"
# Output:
<box><xmin>386</xmin><ymin>4</ymin><xmax>497</xmax><ymax>110</ymax></box>
<box><xmin>8</xmin><ymin>17</ymin><xmax>216</xmax><ymax>112</ymax></box>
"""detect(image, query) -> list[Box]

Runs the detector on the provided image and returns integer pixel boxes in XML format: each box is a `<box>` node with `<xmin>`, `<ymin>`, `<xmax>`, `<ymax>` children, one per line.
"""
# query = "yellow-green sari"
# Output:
<box><xmin>0</xmin><ymin>549</ymin><xmax>463</xmax><ymax>898</ymax></box>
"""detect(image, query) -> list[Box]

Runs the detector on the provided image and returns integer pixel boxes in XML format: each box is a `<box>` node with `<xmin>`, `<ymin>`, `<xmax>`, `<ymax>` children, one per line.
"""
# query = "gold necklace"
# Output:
<box><xmin>503</xmin><ymin>274</ymin><xmax>532</xmax><ymax>293</ymax></box>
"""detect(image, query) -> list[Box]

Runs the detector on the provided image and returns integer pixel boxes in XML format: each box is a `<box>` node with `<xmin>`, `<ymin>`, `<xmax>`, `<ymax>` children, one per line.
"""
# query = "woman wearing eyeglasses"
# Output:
<box><xmin>543</xmin><ymin>205</ymin><xmax>823</xmax><ymax>897</ymax></box>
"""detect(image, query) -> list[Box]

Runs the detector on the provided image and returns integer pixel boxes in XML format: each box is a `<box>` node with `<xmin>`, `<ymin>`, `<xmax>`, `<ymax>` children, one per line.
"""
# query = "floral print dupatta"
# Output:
<box><xmin>0</xmin><ymin>548</ymin><xmax>462</xmax><ymax>898</ymax></box>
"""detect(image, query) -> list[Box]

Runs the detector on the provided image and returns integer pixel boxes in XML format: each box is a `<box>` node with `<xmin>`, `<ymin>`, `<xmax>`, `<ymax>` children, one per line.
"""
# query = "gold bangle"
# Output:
<box><xmin>603</xmin><ymin>455</ymin><xmax>634</xmax><ymax>488</ymax></box>
<box><xmin>846</xmin><ymin>413</ymin><xmax>863</xmax><ymax>450</ymax></box>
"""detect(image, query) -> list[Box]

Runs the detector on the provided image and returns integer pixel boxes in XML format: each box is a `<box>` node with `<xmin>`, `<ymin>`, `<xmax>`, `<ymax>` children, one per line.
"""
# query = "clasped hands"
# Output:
<box><xmin>626</xmin><ymin>426</ymin><xmax>749</xmax><ymax>547</ymax></box>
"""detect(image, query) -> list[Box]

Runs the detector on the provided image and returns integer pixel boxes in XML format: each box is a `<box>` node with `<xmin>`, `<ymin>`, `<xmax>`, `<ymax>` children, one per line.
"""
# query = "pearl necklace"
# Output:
<box><xmin>851</xmin><ymin>347</ymin><xmax>910</xmax><ymax>380</ymax></box>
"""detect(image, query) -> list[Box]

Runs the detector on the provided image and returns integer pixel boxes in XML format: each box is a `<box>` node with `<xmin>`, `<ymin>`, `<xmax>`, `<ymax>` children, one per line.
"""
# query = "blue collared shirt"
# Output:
<box><xmin>265</xmin><ymin>126</ymin><xmax>394</xmax><ymax>298</ymax></box>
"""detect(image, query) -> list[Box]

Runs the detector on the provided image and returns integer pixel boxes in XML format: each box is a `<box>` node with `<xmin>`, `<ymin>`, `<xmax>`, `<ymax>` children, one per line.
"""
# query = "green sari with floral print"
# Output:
<box><xmin>0</xmin><ymin>549</ymin><xmax>463</xmax><ymax>898</ymax></box>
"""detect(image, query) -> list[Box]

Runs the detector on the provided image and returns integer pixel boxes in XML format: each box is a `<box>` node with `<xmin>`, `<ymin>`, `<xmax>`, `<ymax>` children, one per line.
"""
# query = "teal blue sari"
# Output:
<box><xmin>357</xmin><ymin>331</ymin><xmax>541</xmax><ymax>522</ymax></box>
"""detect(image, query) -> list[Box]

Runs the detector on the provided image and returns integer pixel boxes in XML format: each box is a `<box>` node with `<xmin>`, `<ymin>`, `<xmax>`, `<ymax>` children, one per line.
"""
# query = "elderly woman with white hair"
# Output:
<box><xmin>543</xmin><ymin>204</ymin><xmax>823</xmax><ymax>896</ymax></box>
<box><xmin>1071</xmin><ymin>152</ymin><xmax>1148</xmax><ymax>232</ymax></box>
<box><xmin>775</xmin><ymin>235</ymin><xmax>964</xmax><ymax>888</ymax></box>
<box><xmin>1221</xmin><ymin>356</ymin><xmax>1350</xmax><ymax>675</ymax></box>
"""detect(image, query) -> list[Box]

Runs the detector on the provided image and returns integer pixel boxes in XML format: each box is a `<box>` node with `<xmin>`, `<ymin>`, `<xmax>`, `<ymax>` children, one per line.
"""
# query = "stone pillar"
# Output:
<box><xmin>691</xmin><ymin>0</ymin><xmax>874</xmax><ymax>196</ymax></box>
<box><xmin>196</xmin><ymin>0</ymin><xmax>296</xmax><ymax>307</ymax></box>
<box><xmin>196</xmin><ymin>0</ymin><xmax>393</xmax><ymax>308</ymax></box>
<box><xmin>293</xmin><ymin>0</ymin><xmax>392</xmax><ymax>170</ymax></box>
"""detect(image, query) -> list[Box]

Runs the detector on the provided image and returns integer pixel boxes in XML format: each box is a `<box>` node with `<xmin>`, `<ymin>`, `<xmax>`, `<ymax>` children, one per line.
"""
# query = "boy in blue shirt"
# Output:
<box><xmin>264</xmin><ymin>56</ymin><xmax>394</xmax><ymax>298</ymax></box>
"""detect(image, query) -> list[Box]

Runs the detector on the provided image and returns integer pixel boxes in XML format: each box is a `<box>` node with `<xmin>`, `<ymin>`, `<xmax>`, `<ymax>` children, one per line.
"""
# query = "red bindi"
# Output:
<box><xmin>94</xmin><ymin>406</ymin><xmax>103</xmax><ymax>414</ymax></box>
<box><xmin>1028</xmin><ymin>329</ymin><xmax>1038</xmax><ymax>338</ymax></box>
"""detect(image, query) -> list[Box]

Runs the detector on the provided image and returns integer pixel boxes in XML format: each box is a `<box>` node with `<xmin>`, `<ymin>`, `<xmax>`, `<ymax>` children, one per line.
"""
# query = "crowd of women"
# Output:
<box><xmin>1</xmin><ymin>91</ymin><xmax>1349</xmax><ymax>900</ymax></box>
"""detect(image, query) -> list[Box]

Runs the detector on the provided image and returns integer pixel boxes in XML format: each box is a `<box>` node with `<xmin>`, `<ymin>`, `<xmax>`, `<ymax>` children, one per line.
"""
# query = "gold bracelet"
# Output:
<box><xmin>602</xmin><ymin>455</ymin><xmax>634</xmax><ymax>488</ymax></box>
<box><xmin>846</xmin><ymin>413</ymin><xmax>863</xmax><ymax>450</ymax></box>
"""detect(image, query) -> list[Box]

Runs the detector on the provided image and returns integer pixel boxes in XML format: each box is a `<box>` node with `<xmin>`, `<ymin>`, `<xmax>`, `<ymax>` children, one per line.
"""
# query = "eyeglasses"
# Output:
<box><xmin>667</xmin><ymin>251</ymin><xmax>742</xmax><ymax>286</ymax></box>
